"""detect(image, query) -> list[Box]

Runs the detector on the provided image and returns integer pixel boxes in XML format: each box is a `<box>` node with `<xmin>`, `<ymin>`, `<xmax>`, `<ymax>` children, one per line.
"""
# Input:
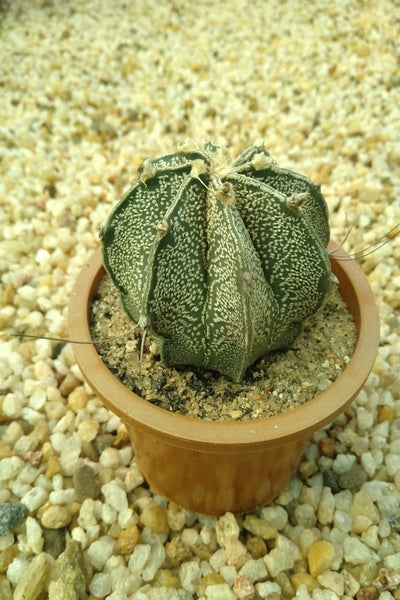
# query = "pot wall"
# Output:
<box><xmin>129</xmin><ymin>426</ymin><xmax>308</xmax><ymax>514</ymax></box>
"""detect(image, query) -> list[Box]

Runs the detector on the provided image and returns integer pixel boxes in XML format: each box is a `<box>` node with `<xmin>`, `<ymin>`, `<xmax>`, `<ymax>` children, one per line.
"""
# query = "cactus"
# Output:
<box><xmin>100</xmin><ymin>140</ymin><xmax>334</xmax><ymax>382</ymax></box>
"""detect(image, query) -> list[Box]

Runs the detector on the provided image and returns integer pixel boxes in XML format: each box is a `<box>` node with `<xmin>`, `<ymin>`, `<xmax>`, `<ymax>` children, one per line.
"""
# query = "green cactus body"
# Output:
<box><xmin>100</xmin><ymin>141</ymin><xmax>332</xmax><ymax>382</ymax></box>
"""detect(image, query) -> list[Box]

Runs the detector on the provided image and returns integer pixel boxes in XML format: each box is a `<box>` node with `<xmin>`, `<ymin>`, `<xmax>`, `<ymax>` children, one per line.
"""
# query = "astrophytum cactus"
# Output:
<box><xmin>100</xmin><ymin>140</ymin><xmax>334</xmax><ymax>382</ymax></box>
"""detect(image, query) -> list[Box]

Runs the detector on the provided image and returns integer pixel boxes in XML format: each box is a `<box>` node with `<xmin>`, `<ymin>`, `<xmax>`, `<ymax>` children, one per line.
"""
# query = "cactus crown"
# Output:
<box><xmin>100</xmin><ymin>140</ymin><xmax>333</xmax><ymax>382</ymax></box>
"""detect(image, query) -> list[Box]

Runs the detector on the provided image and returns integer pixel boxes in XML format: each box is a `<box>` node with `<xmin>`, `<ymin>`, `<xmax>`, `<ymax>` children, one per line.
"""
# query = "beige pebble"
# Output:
<box><xmin>165</xmin><ymin>536</ymin><xmax>193</xmax><ymax>567</ymax></box>
<box><xmin>350</xmin><ymin>489</ymin><xmax>380</xmax><ymax>523</ymax></box>
<box><xmin>154</xmin><ymin>568</ymin><xmax>181</xmax><ymax>589</ymax></box>
<box><xmin>196</xmin><ymin>573</ymin><xmax>225</xmax><ymax>597</ymax></box>
<box><xmin>68</xmin><ymin>386</ymin><xmax>88</xmax><ymax>411</ymax></box>
<box><xmin>216</xmin><ymin>512</ymin><xmax>240</xmax><ymax>547</ymax></box>
<box><xmin>99</xmin><ymin>446</ymin><xmax>121</xmax><ymax>468</ymax></box>
<box><xmin>317</xmin><ymin>570</ymin><xmax>345</xmax><ymax>596</ymax></box>
<box><xmin>225</xmin><ymin>536</ymin><xmax>248</xmax><ymax>569</ymax></box>
<box><xmin>0</xmin><ymin>441</ymin><xmax>13</xmax><ymax>459</ymax></box>
<box><xmin>113</xmin><ymin>423</ymin><xmax>130</xmax><ymax>447</ymax></box>
<box><xmin>191</xmin><ymin>543</ymin><xmax>213</xmax><ymax>561</ymax></box>
<box><xmin>291</xmin><ymin>571</ymin><xmax>319</xmax><ymax>593</ymax></box>
<box><xmin>41</xmin><ymin>504</ymin><xmax>71</xmax><ymax>529</ymax></box>
<box><xmin>352</xmin><ymin>515</ymin><xmax>373</xmax><ymax>534</ymax></box>
<box><xmin>139</xmin><ymin>501</ymin><xmax>169</xmax><ymax>534</ymax></box>
<box><xmin>45</xmin><ymin>455</ymin><xmax>61</xmax><ymax>479</ymax></box>
<box><xmin>233</xmin><ymin>574</ymin><xmax>255</xmax><ymax>599</ymax></box>
<box><xmin>13</xmin><ymin>553</ymin><xmax>50</xmax><ymax>600</ymax></box>
<box><xmin>0</xmin><ymin>544</ymin><xmax>19</xmax><ymax>574</ymax></box>
<box><xmin>31</xmin><ymin>419</ymin><xmax>49</xmax><ymax>444</ymax></box>
<box><xmin>243</xmin><ymin>515</ymin><xmax>277</xmax><ymax>540</ymax></box>
<box><xmin>19</xmin><ymin>341</ymin><xmax>36</xmax><ymax>361</ymax></box>
<box><xmin>116</xmin><ymin>524</ymin><xmax>140</xmax><ymax>554</ymax></box>
<box><xmin>167</xmin><ymin>504</ymin><xmax>187</xmax><ymax>531</ymax></box>
<box><xmin>4</xmin><ymin>421</ymin><xmax>24</xmax><ymax>445</ymax></box>
<box><xmin>44</xmin><ymin>400</ymin><xmax>66</xmax><ymax>420</ymax></box>
<box><xmin>77</xmin><ymin>418</ymin><xmax>99</xmax><ymax>442</ymax></box>
<box><xmin>307</xmin><ymin>540</ymin><xmax>336</xmax><ymax>577</ymax></box>
<box><xmin>245</xmin><ymin>535</ymin><xmax>267</xmax><ymax>559</ymax></box>
<box><xmin>34</xmin><ymin>360</ymin><xmax>54</xmax><ymax>380</ymax></box>
<box><xmin>59</xmin><ymin>372</ymin><xmax>80</xmax><ymax>396</ymax></box>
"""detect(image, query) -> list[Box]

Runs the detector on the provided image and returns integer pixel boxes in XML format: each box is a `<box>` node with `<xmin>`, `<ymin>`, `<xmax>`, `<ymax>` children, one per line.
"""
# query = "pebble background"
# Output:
<box><xmin>0</xmin><ymin>1</ymin><xmax>400</xmax><ymax>600</ymax></box>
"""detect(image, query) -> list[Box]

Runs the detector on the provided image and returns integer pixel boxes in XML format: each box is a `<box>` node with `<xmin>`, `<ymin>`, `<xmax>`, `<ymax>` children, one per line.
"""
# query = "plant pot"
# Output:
<box><xmin>68</xmin><ymin>241</ymin><xmax>379</xmax><ymax>515</ymax></box>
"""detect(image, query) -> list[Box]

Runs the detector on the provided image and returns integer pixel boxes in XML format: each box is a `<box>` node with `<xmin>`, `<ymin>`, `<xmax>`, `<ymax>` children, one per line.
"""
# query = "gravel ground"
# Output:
<box><xmin>1</xmin><ymin>1</ymin><xmax>400</xmax><ymax>599</ymax></box>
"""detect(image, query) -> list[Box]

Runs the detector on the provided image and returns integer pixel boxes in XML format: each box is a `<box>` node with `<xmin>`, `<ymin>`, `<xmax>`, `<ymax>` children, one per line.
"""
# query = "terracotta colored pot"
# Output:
<box><xmin>68</xmin><ymin>241</ymin><xmax>379</xmax><ymax>515</ymax></box>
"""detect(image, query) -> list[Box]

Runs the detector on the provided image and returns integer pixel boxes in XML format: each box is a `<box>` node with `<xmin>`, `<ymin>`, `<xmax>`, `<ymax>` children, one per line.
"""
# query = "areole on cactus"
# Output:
<box><xmin>100</xmin><ymin>140</ymin><xmax>335</xmax><ymax>382</ymax></box>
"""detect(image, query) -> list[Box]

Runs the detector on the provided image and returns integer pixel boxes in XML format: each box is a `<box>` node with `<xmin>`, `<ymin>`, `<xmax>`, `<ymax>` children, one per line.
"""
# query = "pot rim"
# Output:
<box><xmin>69</xmin><ymin>240</ymin><xmax>379</xmax><ymax>451</ymax></box>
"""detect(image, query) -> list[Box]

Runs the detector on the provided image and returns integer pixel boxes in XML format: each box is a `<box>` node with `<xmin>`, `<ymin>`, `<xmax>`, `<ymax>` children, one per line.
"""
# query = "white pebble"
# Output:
<box><xmin>49</xmin><ymin>489</ymin><xmax>77</xmax><ymax>504</ymax></box>
<box><xmin>264</xmin><ymin>547</ymin><xmax>294</xmax><ymax>577</ymax></box>
<box><xmin>53</xmin><ymin>410</ymin><xmax>75</xmax><ymax>433</ymax></box>
<box><xmin>21</xmin><ymin>486</ymin><xmax>49</xmax><ymax>512</ymax></box>
<box><xmin>385</xmin><ymin>453</ymin><xmax>400</xmax><ymax>476</ymax></box>
<box><xmin>124</xmin><ymin>466</ymin><xmax>145</xmax><ymax>491</ymax></box>
<box><xmin>181</xmin><ymin>527</ymin><xmax>200</xmax><ymax>546</ymax></box>
<box><xmin>216</xmin><ymin>512</ymin><xmax>240</xmax><ymax>547</ymax></box>
<box><xmin>318</xmin><ymin>487</ymin><xmax>335</xmax><ymax>525</ymax></box>
<box><xmin>294</xmin><ymin>503</ymin><xmax>317</xmax><ymax>528</ymax></box>
<box><xmin>100</xmin><ymin>447</ymin><xmax>121</xmax><ymax>468</ymax></box>
<box><xmin>260</xmin><ymin>505</ymin><xmax>288</xmax><ymax>530</ymax></box>
<box><xmin>7</xmin><ymin>555</ymin><xmax>29</xmax><ymax>587</ymax></box>
<box><xmin>219</xmin><ymin>565</ymin><xmax>237</xmax><ymax>586</ymax></box>
<box><xmin>21</xmin><ymin>406</ymin><xmax>43</xmax><ymax>426</ymax></box>
<box><xmin>85</xmin><ymin>524</ymin><xmax>101</xmax><ymax>544</ymax></box>
<box><xmin>142</xmin><ymin>543</ymin><xmax>166</xmax><ymax>582</ymax></box>
<box><xmin>378</xmin><ymin>518</ymin><xmax>391</xmax><ymax>538</ymax></box>
<box><xmin>101</xmin><ymin>503</ymin><xmax>117</xmax><ymax>525</ymax></box>
<box><xmin>71</xmin><ymin>526</ymin><xmax>88</xmax><ymax>549</ymax></box>
<box><xmin>0</xmin><ymin>456</ymin><xmax>24</xmax><ymax>481</ymax></box>
<box><xmin>343</xmin><ymin>536</ymin><xmax>379</xmax><ymax>565</ymax></box>
<box><xmin>360</xmin><ymin>452</ymin><xmax>378</xmax><ymax>477</ymax></box>
<box><xmin>255</xmin><ymin>581</ymin><xmax>282</xmax><ymax>599</ymax></box>
<box><xmin>118</xmin><ymin>508</ymin><xmax>137</xmax><ymax>529</ymax></box>
<box><xmin>209</xmin><ymin>549</ymin><xmax>228</xmax><ymax>571</ymax></box>
<box><xmin>317</xmin><ymin>570</ymin><xmax>344</xmax><ymax>596</ymax></box>
<box><xmin>293</xmin><ymin>583</ymin><xmax>311</xmax><ymax>600</ymax></box>
<box><xmin>239</xmin><ymin>558</ymin><xmax>268</xmax><ymax>582</ymax></box>
<box><xmin>333</xmin><ymin>510</ymin><xmax>352</xmax><ymax>532</ymax></box>
<box><xmin>4</xmin><ymin>421</ymin><xmax>24</xmax><ymax>445</ymax></box>
<box><xmin>101</xmin><ymin>480</ymin><xmax>128</xmax><ymax>512</ymax></box>
<box><xmin>119</xmin><ymin>445</ymin><xmax>133</xmax><ymax>465</ymax></box>
<box><xmin>128</xmin><ymin>544</ymin><xmax>152</xmax><ymax>574</ymax></box>
<box><xmin>179</xmin><ymin>560</ymin><xmax>201</xmax><ymax>593</ymax></box>
<box><xmin>89</xmin><ymin>573</ymin><xmax>111</xmax><ymax>598</ymax></box>
<box><xmin>78</xmin><ymin>498</ymin><xmax>101</xmax><ymax>528</ymax></box>
<box><xmin>87</xmin><ymin>536</ymin><xmax>115</xmax><ymax>570</ymax></box>
<box><xmin>18</xmin><ymin>284</ymin><xmax>36</xmax><ymax>303</ymax></box>
<box><xmin>14</xmin><ymin>435</ymin><xmax>37</xmax><ymax>460</ymax></box>
<box><xmin>3</xmin><ymin>393</ymin><xmax>23</xmax><ymax>418</ymax></box>
<box><xmin>332</xmin><ymin>454</ymin><xmax>356</xmax><ymax>475</ymax></box>
<box><xmin>361</xmin><ymin>525</ymin><xmax>379</xmax><ymax>550</ymax></box>
<box><xmin>378</xmin><ymin>593</ymin><xmax>396</xmax><ymax>600</ymax></box>
<box><xmin>205</xmin><ymin>583</ymin><xmax>236</xmax><ymax>600</ymax></box>
<box><xmin>312</xmin><ymin>589</ymin><xmax>340</xmax><ymax>600</ymax></box>
<box><xmin>383</xmin><ymin>551</ymin><xmax>400</xmax><ymax>571</ymax></box>
<box><xmin>29</xmin><ymin>389</ymin><xmax>47</xmax><ymax>410</ymax></box>
<box><xmin>356</xmin><ymin>406</ymin><xmax>374</xmax><ymax>430</ymax></box>
<box><xmin>25</xmin><ymin>516</ymin><xmax>43</xmax><ymax>553</ymax></box>
<box><xmin>56</xmin><ymin>434</ymin><xmax>82</xmax><ymax>476</ymax></box>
